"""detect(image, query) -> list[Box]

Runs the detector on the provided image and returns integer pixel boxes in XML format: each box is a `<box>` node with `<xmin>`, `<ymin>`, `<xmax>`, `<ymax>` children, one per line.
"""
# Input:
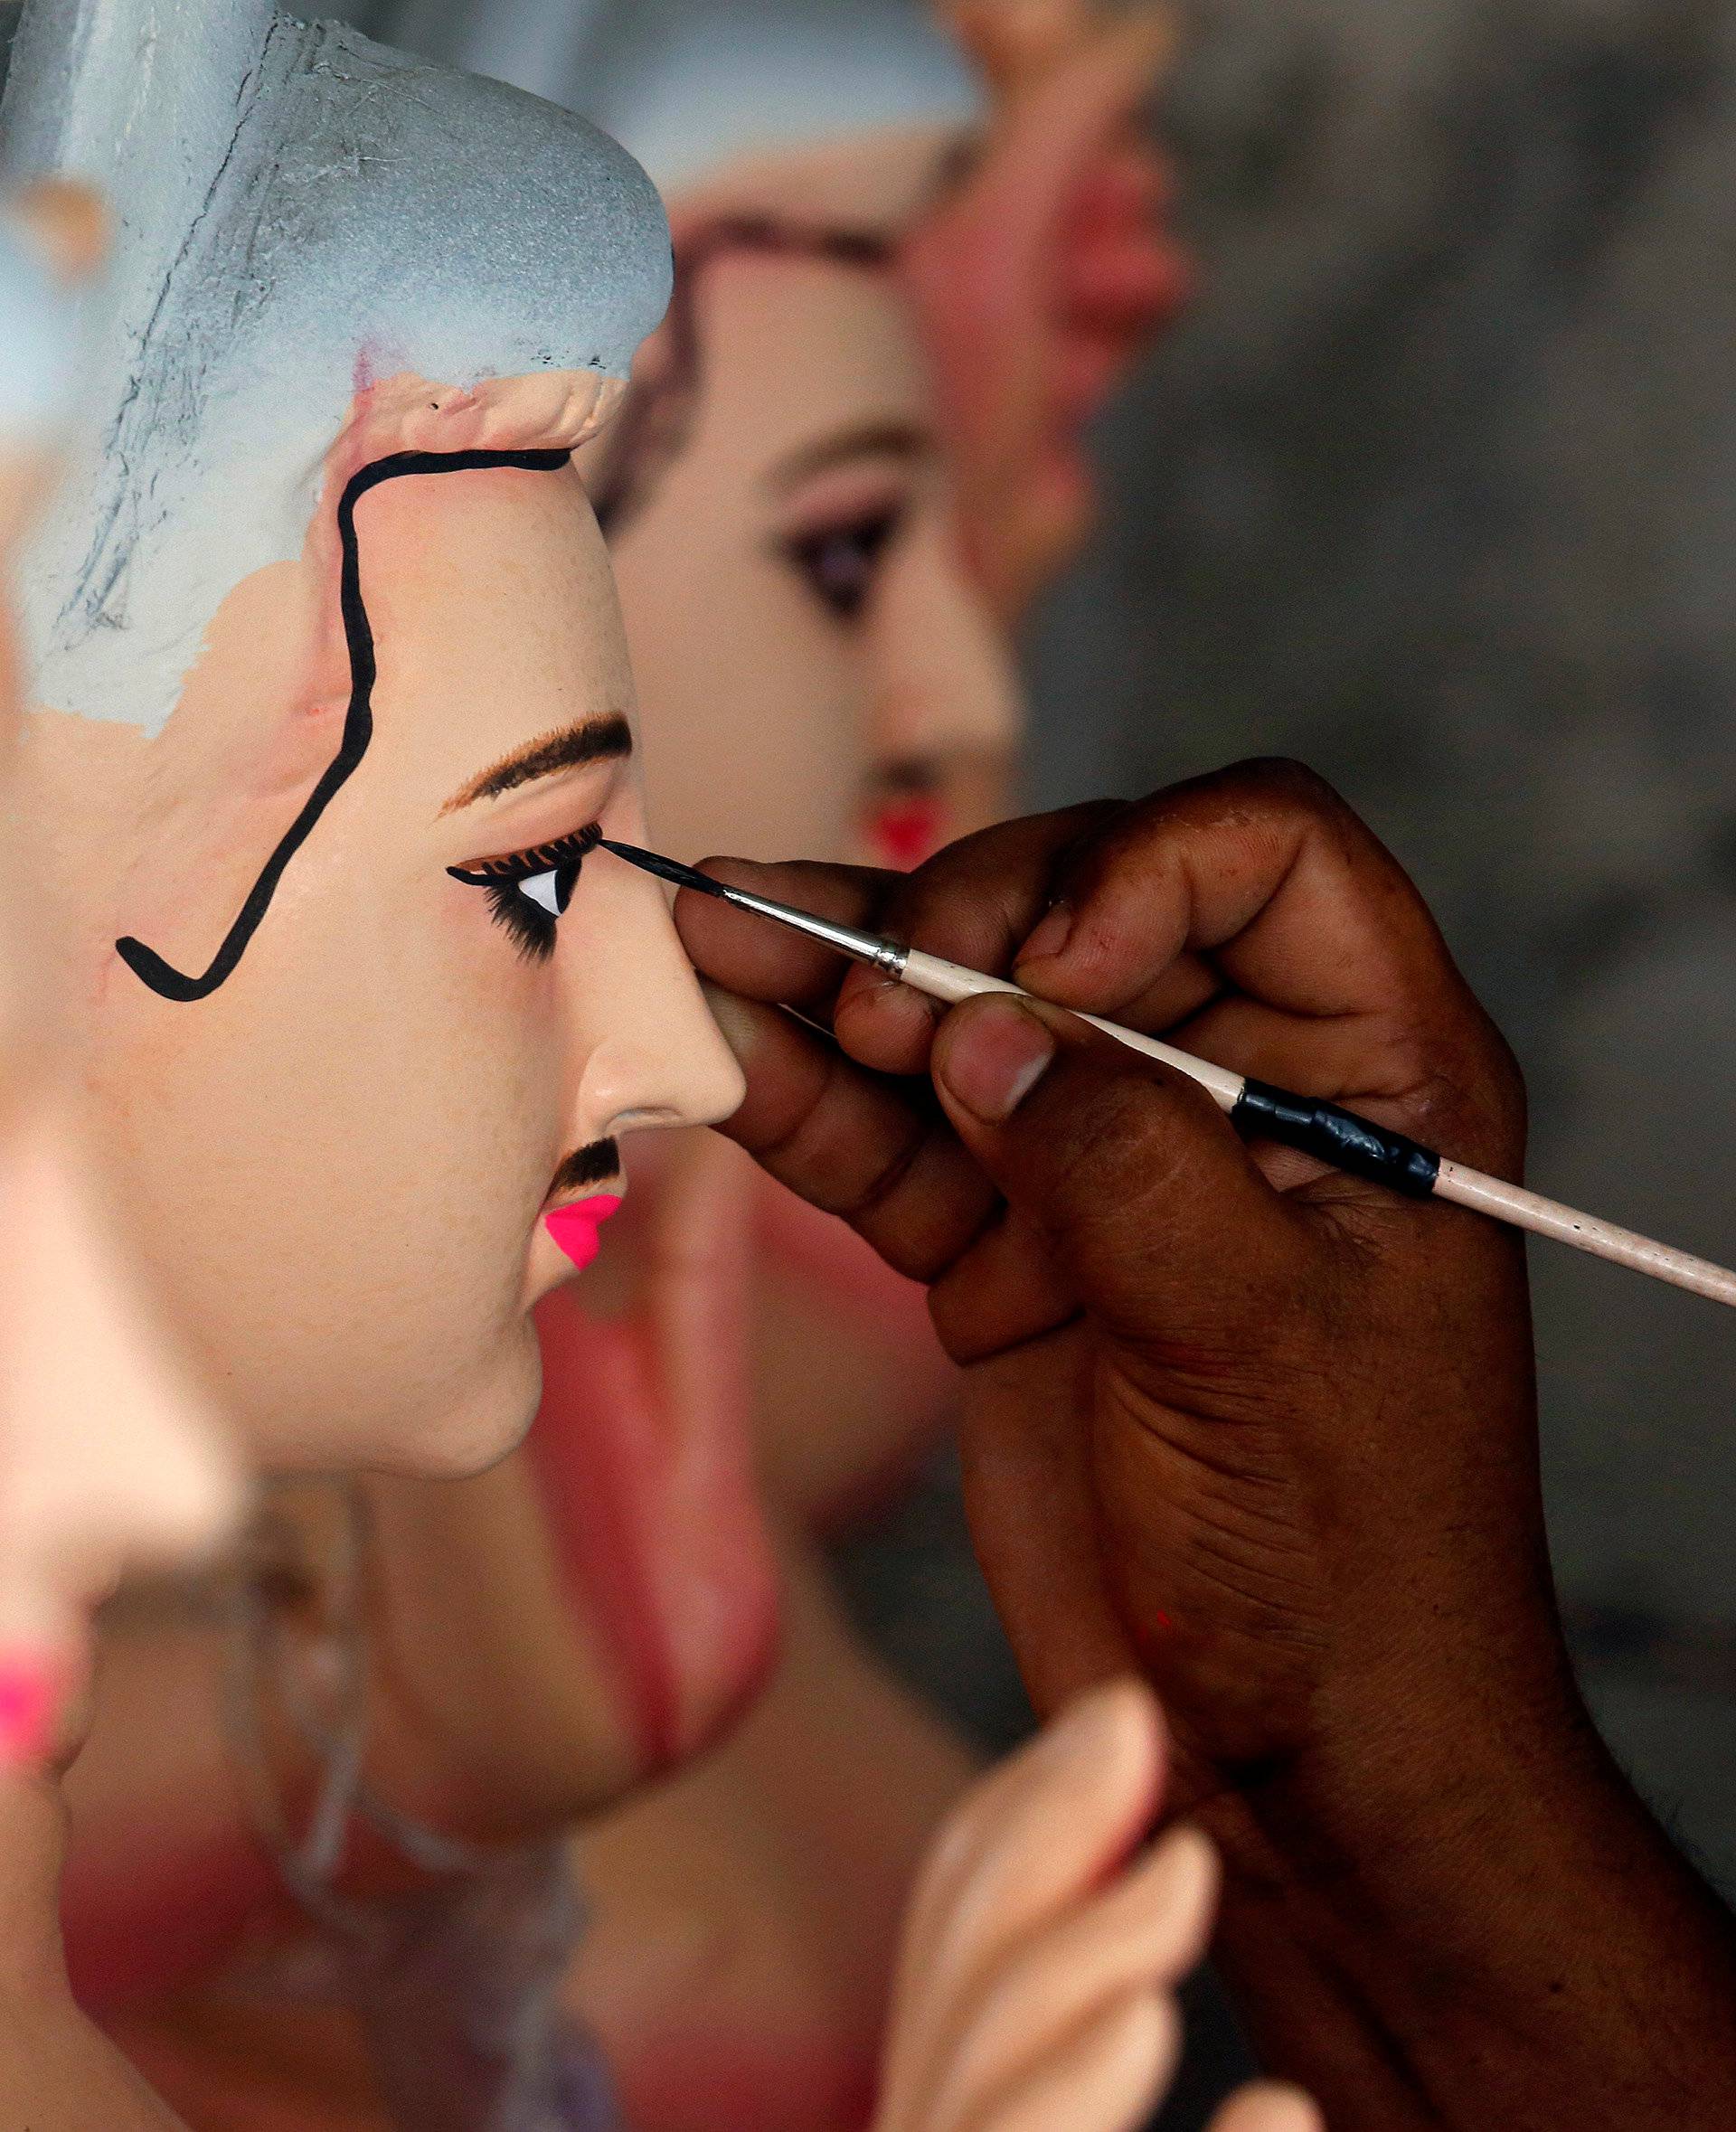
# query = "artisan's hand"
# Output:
<box><xmin>873</xmin><ymin>1677</ymin><xmax>1318</xmax><ymax>2132</ymax></box>
<box><xmin>678</xmin><ymin>760</ymin><xmax>1553</xmax><ymax>1819</ymax></box>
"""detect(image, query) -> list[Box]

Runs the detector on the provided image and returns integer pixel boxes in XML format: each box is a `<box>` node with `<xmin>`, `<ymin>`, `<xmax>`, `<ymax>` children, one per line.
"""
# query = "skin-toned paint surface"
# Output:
<box><xmin>599</xmin><ymin>160</ymin><xmax>1024</xmax><ymax>878</ymax></box>
<box><xmin>0</xmin><ymin>188</ymin><xmax>238</xmax><ymax>1765</ymax></box>
<box><xmin>15</xmin><ymin>392</ymin><xmax>744</xmax><ymax>1480</ymax></box>
<box><xmin>116</xmin><ymin>447</ymin><xmax>580</xmax><ymax>1005</ymax></box>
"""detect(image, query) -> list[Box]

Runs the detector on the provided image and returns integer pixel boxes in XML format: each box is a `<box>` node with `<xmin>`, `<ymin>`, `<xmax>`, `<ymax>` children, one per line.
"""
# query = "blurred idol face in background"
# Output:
<box><xmin>560</xmin><ymin>1</ymin><xmax>1187</xmax><ymax>1528</ymax></box>
<box><xmin>589</xmin><ymin>137</ymin><xmax>1024</xmax><ymax>880</ymax></box>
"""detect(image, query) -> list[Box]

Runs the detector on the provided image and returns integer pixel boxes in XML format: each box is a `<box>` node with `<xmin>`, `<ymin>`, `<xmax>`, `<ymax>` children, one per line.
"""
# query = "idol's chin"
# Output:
<box><xmin>345</xmin><ymin>1329</ymin><xmax>546</xmax><ymax>1484</ymax></box>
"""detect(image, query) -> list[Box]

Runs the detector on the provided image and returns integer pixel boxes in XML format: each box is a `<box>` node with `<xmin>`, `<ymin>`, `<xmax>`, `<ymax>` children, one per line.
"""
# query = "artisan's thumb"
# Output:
<box><xmin>929</xmin><ymin>994</ymin><xmax>1302</xmax><ymax>1344</ymax></box>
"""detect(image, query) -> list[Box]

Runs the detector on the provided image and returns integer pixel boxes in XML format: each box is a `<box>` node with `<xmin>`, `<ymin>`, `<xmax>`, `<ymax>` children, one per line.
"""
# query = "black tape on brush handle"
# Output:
<box><xmin>1231</xmin><ymin>1080</ymin><xmax>1441</xmax><ymax>1199</ymax></box>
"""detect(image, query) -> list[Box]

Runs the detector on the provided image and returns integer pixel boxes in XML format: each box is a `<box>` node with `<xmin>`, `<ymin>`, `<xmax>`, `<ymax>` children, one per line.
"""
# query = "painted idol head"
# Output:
<box><xmin>2</xmin><ymin>0</ymin><xmax>744</xmax><ymax>1477</ymax></box>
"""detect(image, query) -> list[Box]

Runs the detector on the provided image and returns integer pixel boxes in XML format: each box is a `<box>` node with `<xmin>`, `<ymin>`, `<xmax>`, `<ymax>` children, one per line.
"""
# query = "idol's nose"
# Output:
<box><xmin>558</xmin><ymin>839</ymin><xmax>746</xmax><ymax>1147</ymax></box>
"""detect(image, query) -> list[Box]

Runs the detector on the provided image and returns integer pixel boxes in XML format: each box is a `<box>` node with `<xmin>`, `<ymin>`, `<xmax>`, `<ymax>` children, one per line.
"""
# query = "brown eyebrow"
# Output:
<box><xmin>440</xmin><ymin>712</ymin><xmax>635</xmax><ymax>816</ymax></box>
<box><xmin>769</xmin><ymin>420</ymin><xmax>933</xmax><ymax>497</ymax></box>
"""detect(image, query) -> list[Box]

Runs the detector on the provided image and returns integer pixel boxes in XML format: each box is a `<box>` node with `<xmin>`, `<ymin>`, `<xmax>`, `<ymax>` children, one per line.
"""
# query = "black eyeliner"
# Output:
<box><xmin>449</xmin><ymin>823</ymin><xmax>602</xmax><ymax>965</ymax></box>
<box><xmin>118</xmin><ymin>446</ymin><xmax>574</xmax><ymax>1004</ymax></box>
<box><xmin>447</xmin><ymin>822</ymin><xmax>603</xmax><ymax>888</ymax></box>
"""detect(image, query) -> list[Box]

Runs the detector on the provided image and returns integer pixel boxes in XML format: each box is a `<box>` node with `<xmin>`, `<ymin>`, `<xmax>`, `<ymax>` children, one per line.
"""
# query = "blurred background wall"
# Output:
<box><xmin>1031</xmin><ymin>0</ymin><xmax>1736</xmax><ymax>1908</ymax></box>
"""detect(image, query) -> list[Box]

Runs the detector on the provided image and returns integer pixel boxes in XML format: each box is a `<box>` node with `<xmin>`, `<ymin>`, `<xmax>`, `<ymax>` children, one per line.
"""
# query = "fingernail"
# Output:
<box><xmin>1019</xmin><ymin>900</ymin><xmax>1074</xmax><ymax>965</ymax></box>
<box><xmin>939</xmin><ymin>998</ymin><xmax>1057</xmax><ymax>1122</ymax></box>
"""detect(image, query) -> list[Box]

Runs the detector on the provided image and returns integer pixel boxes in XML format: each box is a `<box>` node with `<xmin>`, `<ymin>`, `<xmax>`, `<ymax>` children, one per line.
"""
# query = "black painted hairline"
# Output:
<box><xmin>116</xmin><ymin>446</ymin><xmax>575</xmax><ymax>1005</ymax></box>
<box><xmin>593</xmin><ymin>216</ymin><xmax>897</xmax><ymax>541</ymax></box>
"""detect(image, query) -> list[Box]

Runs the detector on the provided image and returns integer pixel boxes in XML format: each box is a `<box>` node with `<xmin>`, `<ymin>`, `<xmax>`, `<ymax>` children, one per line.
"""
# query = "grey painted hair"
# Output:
<box><xmin>1</xmin><ymin>0</ymin><xmax>672</xmax><ymax>731</ymax></box>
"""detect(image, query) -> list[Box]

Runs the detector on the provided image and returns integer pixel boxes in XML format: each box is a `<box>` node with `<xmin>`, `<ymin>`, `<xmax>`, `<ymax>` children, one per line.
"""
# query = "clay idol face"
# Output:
<box><xmin>4</xmin><ymin>4</ymin><xmax>743</xmax><ymax>1475</ymax></box>
<box><xmin>591</xmin><ymin>137</ymin><xmax>1023</xmax><ymax>873</ymax></box>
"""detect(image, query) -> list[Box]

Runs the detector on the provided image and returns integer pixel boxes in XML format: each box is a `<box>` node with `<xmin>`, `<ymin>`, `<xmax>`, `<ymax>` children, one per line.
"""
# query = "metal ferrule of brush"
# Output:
<box><xmin>718</xmin><ymin>883</ymin><xmax>910</xmax><ymax>978</ymax></box>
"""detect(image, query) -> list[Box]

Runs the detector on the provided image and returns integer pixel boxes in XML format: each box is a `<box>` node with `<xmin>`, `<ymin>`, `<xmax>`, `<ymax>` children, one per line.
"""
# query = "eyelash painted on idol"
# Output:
<box><xmin>448</xmin><ymin>822</ymin><xmax>603</xmax><ymax>964</ymax></box>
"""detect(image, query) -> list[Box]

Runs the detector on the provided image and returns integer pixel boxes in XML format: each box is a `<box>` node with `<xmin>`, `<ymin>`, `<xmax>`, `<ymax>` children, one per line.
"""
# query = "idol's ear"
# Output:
<box><xmin>5</xmin><ymin>178</ymin><xmax>108</xmax><ymax>283</ymax></box>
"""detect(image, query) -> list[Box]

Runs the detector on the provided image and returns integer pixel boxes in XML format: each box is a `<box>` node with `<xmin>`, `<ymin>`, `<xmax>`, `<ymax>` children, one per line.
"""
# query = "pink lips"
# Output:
<box><xmin>0</xmin><ymin>1648</ymin><xmax>70</xmax><ymax>1770</ymax></box>
<box><xmin>544</xmin><ymin>1194</ymin><xmax>624</xmax><ymax>1272</ymax></box>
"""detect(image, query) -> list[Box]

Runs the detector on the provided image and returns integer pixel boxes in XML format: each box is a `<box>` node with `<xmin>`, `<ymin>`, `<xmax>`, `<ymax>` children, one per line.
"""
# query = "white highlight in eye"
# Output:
<box><xmin>520</xmin><ymin>871</ymin><xmax>565</xmax><ymax>917</ymax></box>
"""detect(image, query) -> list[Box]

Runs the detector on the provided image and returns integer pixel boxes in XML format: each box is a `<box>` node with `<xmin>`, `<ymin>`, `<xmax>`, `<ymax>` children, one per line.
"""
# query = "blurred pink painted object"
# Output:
<box><xmin>0</xmin><ymin>1648</ymin><xmax>68</xmax><ymax>1769</ymax></box>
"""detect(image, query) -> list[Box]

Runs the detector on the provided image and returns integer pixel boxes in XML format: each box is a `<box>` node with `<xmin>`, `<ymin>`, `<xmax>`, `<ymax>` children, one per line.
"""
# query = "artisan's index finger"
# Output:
<box><xmin>1014</xmin><ymin>759</ymin><xmax>1464</xmax><ymax>1030</ymax></box>
<box><xmin>675</xmin><ymin>856</ymin><xmax>892</xmax><ymax>1014</ymax></box>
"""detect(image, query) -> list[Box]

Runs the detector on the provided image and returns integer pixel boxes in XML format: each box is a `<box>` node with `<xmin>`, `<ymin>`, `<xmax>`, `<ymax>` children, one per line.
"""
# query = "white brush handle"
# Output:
<box><xmin>901</xmin><ymin>950</ymin><xmax>1246</xmax><ymax>1108</ymax></box>
<box><xmin>899</xmin><ymin>949</ymin><xmax>1736</xmax><ymax>1309</ymax></box>
<box><xmin>1434</xmin><ymin>1162</ymin><xmax>1736</xmax><ymax>1307</ymax></box>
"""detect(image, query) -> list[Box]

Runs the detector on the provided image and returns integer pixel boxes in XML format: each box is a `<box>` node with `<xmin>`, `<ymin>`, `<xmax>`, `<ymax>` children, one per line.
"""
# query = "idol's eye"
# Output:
<box><xmin>448</xmin><ymin>824</ymin><xmax>601</xmax><ymax>965</ymax></box>
<box><xmin>782</xmin><ymin>503</ymin><xmax>906</xmax><ymax>623</ymax></box>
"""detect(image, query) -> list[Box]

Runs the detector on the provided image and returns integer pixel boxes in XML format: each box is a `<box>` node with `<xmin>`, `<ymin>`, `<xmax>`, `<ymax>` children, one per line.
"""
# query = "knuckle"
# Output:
<box><xmin>1386</xmin><ymin>994</ymin><xmax>1529</xmax><ymax>1168</ymax></box>
<box><xmin>1234</xmin><ymin>753</ymin><xmax>1335</xmax><ymax>797</ymax></box>
<box><xmin>1187</xmin><ymin>757</ymin><xmax>1361</xmax><ymax>858</ymax></box>
<box><xmin>1222</xmin><ymin>756</ymin><xmax>1344</xmax><ymax>816</ymax></box>
<box><xmin>901</xmin><ymin>803</ymin><xmax>1125</xmax><ymax>965</ymax></box>
<box><xmin>1053</xmin><ymin>763</ymin><xmax>1356</xmax><ymax>946</ymax></box>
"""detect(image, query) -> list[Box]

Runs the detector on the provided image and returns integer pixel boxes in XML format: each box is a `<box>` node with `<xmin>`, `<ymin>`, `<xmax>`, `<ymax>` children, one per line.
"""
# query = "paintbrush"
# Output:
<box><xmin>601</xmin><ymin>839</ymin><xmax>1736</xmax><ymax>1308</ymax></box>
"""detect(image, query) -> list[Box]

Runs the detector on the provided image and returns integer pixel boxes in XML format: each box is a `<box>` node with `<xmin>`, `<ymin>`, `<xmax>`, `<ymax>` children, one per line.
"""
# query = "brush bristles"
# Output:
<box><xmin>598</xmin><ymin>840</ymin><xmax>731</xmax><ymax>900</ymax></box>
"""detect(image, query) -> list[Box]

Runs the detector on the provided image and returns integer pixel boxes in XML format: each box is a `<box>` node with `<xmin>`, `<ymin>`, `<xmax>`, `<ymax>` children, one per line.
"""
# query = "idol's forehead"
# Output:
<box><xmin>354</xmin><ymin>458</ymin><xmax>635</xmax><ymax>820</ymax></box>
<box><xmin>3</xmin><ymin>5</ymin><xmax>673</xmax><ymax>736</ymax></box>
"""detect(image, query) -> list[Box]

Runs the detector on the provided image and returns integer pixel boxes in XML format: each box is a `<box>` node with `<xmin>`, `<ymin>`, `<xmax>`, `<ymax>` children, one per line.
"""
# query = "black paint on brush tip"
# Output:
<box><xmin>599</xmin><ymin>841</ymin><xmax>731</xmax><ymax>900</ymax></box>
<box><xmin>1231</xmin><ymin>1080</ymin><xmax>1442</xmax><ymax>1199</ymax></box>
<box><xmin>118</xmin><ymin>447</ymin><xmax>573</xmax><ymax>1004</ymax></box>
